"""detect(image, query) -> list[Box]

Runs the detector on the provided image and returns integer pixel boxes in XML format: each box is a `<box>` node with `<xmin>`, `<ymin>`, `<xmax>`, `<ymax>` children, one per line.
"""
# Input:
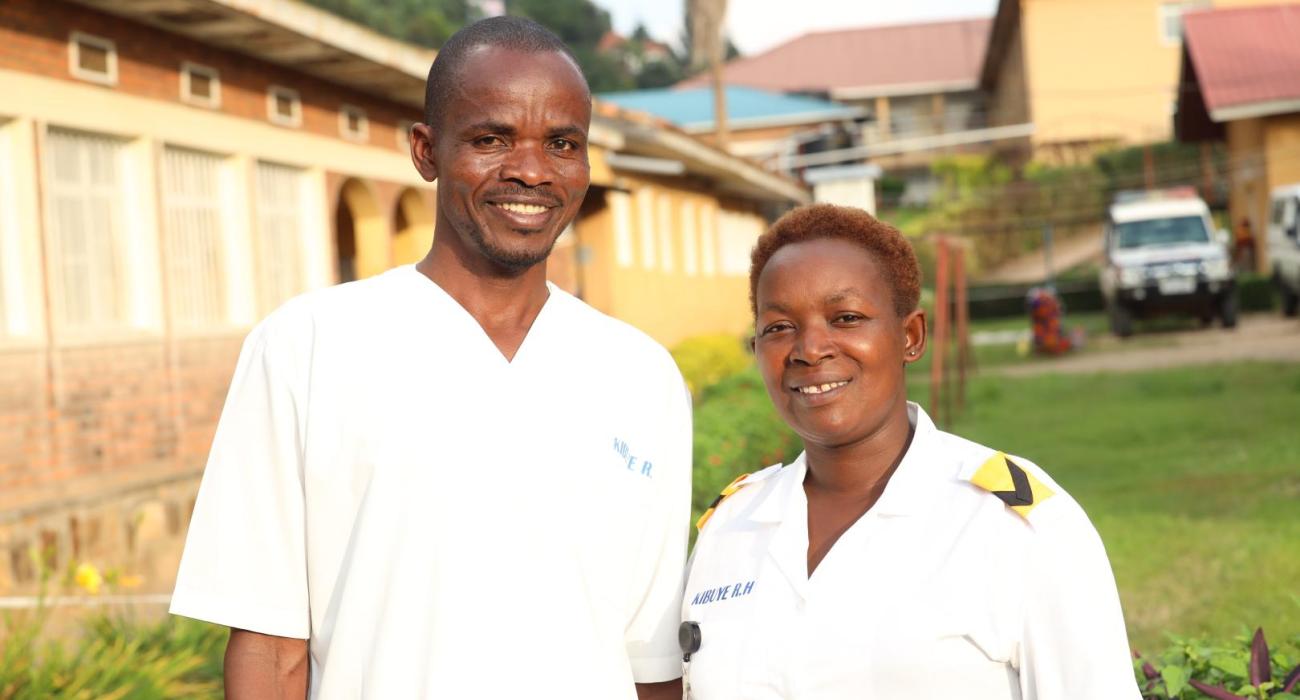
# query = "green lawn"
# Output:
<box><xmin>915</xmin><ymin>362</ymin><xmax>1300</xmax><ymax>651</ymax></box>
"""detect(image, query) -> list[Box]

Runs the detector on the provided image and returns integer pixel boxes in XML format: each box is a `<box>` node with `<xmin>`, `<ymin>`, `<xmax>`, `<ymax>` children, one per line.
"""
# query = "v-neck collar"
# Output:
<box><xmin>745</xmin><ymin>403</ymin><xmax>944</xmax><ymax>597</ymax></box>
<box><xmin>402</xmin><ymin>265</ymin><xmax>562</xmax><ymax>368</ymax></box>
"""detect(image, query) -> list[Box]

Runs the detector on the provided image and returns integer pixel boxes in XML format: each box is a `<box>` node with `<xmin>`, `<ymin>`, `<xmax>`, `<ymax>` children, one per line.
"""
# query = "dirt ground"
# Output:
<box><xmin>993</xmin><ymin>314</ymin><xmax>1300</xmax><ymax>377</ymax></box>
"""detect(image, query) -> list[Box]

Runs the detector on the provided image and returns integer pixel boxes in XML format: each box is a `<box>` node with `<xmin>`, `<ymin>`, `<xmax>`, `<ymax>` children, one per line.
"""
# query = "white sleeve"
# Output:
<box><xmin>623</xmin><ymin>376</ymin><xmax>692</xmax><ymax>683</ymax></box>
<box><xmin>169</xmin><ymin>318</ymin><xmax>310</xmax><ymax>639</ymax></box>
<box><xmin>1017</xmin><ymin>499</ymin><xmax>1140</xmax><ymax>699</ymax></box>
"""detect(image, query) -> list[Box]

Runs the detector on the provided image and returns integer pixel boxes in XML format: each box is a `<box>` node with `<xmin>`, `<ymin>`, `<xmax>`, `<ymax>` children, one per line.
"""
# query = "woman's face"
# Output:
<box><xmin>753</xmin><ymin>238</ymin><xmax>925</xmax><ymax>449</ymax></box>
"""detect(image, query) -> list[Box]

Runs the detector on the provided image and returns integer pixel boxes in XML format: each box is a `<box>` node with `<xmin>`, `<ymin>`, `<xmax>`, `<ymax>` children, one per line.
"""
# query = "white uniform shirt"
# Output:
<box><xmin>171</xmin><ymin>266</ymin><xmax>691</xmax><ymax>699</ymax></box>
<box><xmin>683</xmin><ymin>403</ymin><xmax>1139</xmax><ymax>700</ymax></box>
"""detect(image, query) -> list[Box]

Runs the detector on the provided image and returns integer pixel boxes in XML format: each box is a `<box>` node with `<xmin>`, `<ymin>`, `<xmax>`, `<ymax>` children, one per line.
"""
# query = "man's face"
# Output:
<box><xmin>419</xmin><ymin>45</ymin><xmax>591</xmax><ymax>272</ymax></box>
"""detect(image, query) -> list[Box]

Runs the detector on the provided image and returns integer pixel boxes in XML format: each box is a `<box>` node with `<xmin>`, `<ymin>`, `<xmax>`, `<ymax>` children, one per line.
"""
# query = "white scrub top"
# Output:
<box><xmin>171</xmin><ymin>266</ymin><xmax>692</xmax><ymax>698</ymax></box>
<box><xmin>683</xmin><ymin>403</ymin><xmax>1140</xmax><ymax>700</ymax></box>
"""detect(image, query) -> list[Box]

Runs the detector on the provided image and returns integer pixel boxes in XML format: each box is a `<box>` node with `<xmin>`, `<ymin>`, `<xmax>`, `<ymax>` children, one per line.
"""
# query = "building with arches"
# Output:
<box><xmin>0</xmin><ymin>0</ymin><xmax>805</xmax><ymax>594</ymax></box>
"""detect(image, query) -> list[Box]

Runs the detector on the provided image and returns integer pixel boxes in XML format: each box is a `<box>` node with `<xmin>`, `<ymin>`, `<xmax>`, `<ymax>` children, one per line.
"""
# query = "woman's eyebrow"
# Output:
<box><xmin>824</xmin><ymin>288</ymin><xmax>866</xmax><ymax>305</ymax></box>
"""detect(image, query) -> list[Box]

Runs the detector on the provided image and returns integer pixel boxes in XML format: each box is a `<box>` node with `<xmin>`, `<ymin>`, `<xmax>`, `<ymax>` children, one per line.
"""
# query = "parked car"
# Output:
<box><xmin>1267</xmin><ymin>184</ymin><xmax>1300</xmax><ymax>317</ymax></box>
<box><xmin>1100</xmin><ymin>188</ymin><xmax>1236</xmax><ymax>337</ymax></box>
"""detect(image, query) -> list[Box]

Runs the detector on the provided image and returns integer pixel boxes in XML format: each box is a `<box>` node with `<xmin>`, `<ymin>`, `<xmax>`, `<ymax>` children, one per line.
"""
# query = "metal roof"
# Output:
<box><xmin>67</xmin><ymin>0</ymin><xmax>434</xmax><ymax>107</ymax></box>
<box><xmin>1182</xmin><ymin>4</ymin><xmax>1300</xmax><ymax>122</ymax></box>
<box><xmin>596</xmin><ymin>85</ymin><xmax>864</xmax><ymax>133</ymax></box>
<box><xmin>677</xmin><ymin>18</ymin><xmax>991</xmax><ymax>98</ymax></box>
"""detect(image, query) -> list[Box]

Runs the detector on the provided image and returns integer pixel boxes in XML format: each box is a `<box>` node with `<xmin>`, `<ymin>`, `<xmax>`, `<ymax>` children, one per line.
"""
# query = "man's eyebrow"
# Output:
<box><xmin>462</xmin><ymin>120</ymin><xmax>515</xmax><ymax>136</ymax></box>
<box><xmin>546</xmin><ymin>125</ymin><xmax>587</xmax><ymax>140</ymax></box>
<box><xmin>759</xmin><ymin>300</ymin><xmax>791</xmax><ymax>314</ymax></box>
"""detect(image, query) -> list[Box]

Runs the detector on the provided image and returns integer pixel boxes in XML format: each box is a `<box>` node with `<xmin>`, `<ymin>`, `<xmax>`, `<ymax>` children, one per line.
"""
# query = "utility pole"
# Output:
<box><xmin>688</xmin><ymin>0</ymin><xmax>729</xmax><ymax>149</ymax></box>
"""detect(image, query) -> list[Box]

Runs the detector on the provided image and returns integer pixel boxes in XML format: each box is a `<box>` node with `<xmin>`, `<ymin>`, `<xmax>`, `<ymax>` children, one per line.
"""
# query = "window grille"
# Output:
<box><xmin>339</xmin><ymin>105</ymin><xmax>368</xmax><ymax>141</ymax></box>
<box><xmin>680</xmin><ymin>200</ymin><xmax>698</xmax><ymax>276</ymax></box>
<box><xmin>267</xmin><ymin>86</ymin><xmax>302</xmax><ymax>127</ymax></box>
<box><xmin>609</xmin><ymin>190</ymin><xmax>633</xmax><ymax>268</ymax></box>
<box><xmin>45</xmin><ymin>128</ymin><xmax>127</xmax><ymax>331</ymax></box>
<box><xmin>181</xmin><ymin>62</ymin><xmax>221</xmax><ymax>108</ymax></box>
<box><xmin>657</xmin><ymin>194</ymin><xmax>674</xmax><ymax>273</ymax></box>
<box><xmin>254</xmin><ymin>162</ymin><xmax>306</xmax><ymax>312</ymax></box>
<box><xmin>700</xmin><ymin>203</ymin><xmax>718</xmax><ymax>276</ymax></box>
<box><xmin>69</xmin><ymin>31</ymin><xmax>117</xmax><ymax>85</ymax></box>
<box><xmin>636</xmin><ymin>188</ymin><xmax>656</xmax><ymax>269</ymax></box>
<box><xmin>162</xmin><ymin>147</ymin><xmax>226</xmax><ymax>327</ymax></box>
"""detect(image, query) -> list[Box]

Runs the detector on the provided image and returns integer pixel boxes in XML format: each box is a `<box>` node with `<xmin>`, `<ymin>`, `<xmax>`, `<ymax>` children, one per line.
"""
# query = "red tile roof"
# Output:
<box><xmin>1183</xmin><ymin>4</ymin><xmax>1300</xmax><ymax>120</ymax></box>
<box><xmin>678</xmin><ymin>18</ymin><xmax>991</xmax><ymax>96</ymax></box>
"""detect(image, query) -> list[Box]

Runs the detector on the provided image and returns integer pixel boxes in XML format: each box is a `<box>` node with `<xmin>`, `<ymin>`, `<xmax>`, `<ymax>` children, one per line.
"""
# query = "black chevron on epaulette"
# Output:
<box><xmin>992</xmin><ymin>458</ymin><xmax>1034</xmax><ymax>508</ymax></box>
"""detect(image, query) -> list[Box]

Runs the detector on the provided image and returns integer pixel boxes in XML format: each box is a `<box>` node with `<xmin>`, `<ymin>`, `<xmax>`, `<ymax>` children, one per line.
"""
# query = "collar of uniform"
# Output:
<box><xmin>868</xmin><ymin>402</ymin><xmax>941</xmax><ymax>517</ymax></box>
<box><xmin>746</xmin><ymin>402</ymin><xmax>940</xmax><ymax>523</ymax></box>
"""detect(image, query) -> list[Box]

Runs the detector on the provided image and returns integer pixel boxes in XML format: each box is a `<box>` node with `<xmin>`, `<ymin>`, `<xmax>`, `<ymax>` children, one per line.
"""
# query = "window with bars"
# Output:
<box><xmin>267</xmin><ymin>86</ymin><xmax>302</xmax><ymax>127</ymax></box>
<box><xmin>45</xmin><ymin>128</ymin><xmax>128</xmax><ymax>332</ymax></box>
<box><xmin>339</xmin><ymin>105</ymin><xmax>368</xmax><ymax>142</ymax></box>
<box><xmin>69</xmin><ymin>31</ymin><xmax>117</xmax><ymax>86</ymax></box>
<box><xmin>254</xmin><ymin>162</ymin><xmax>306</xmax><ymax>313</ymax></box>
<box><xmin>181</xmin><ymin>62</ymin><xmax>221</xmax><ymax>108</ymax></box>
<box><xmin>162</xmin><ymin>147</ymin><xmax>227</xmax><ymax>328</ymax></box>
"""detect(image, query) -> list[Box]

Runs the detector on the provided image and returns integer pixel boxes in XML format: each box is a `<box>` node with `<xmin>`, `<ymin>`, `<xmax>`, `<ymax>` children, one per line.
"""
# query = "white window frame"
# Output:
<box><xmin>160</xmin><ymin>146</ymin><xmax>233</xmax><ymax>331</ymax></box>
<box><xmin>636</xmin><ymin>187</ymin><xmax>656</xmax><ymax>269</ymax></box>
<box><xmin>609</xmin><ymin>190</ymin><xmax>633</xmax><ymax>268</ymax></box>
<box><xmin>42</xmin><ymin>127</ymin><xmax>166</xmax><ymax>339</ymax></box>
<box><xmin>657</xmin><ymin>193</ymin><xmax>674</xmax><ymax>273</ymax></box>
<box><xmin>339</xmin><ymin>104</ymin><xmax>369</xmax><ymax>142</ymax></box>
<box><xmin>680</xmin><ymin>199</ymin><xmax>698</xmax><ymax>276</ymax></box>
<box><xmin>180</xmin><ymin>61</ymin><xmax>221</xmax><ymax>109</ymax></box>
<box><xmin>253</xmin><ymin>161</ymin><xmax>309</xmax><ymax>314</ymax></box>
<box><xmin>68</xmin><ymin>31</ymin><xmax>118</xmax><ymax>86</ymax></box>
<box><xmin>267</xmin><ymin>85</ymin><xmax>302</xmax><ymax>128</ymax></box>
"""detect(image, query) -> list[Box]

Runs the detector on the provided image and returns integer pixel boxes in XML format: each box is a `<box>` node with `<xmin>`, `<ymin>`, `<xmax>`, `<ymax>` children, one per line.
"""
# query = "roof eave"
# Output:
<box><xmin>595</xmin><ymin>114</ymin><xmax>810</xmax><ymax>204</ymax></box>
<box><xmin>1210</xmin><ymin>98</ymin><xmax>1300</xmax><ymax>123</ymax></box>
<box><xmin>66</xmin><ymin>0</ymin><xmax>435</xmax><ymax>108</ymax></box>
<box><xmin>680</xmin><ymin>107</ymin><xmax>866</xmax><ymax>134</ymax></box>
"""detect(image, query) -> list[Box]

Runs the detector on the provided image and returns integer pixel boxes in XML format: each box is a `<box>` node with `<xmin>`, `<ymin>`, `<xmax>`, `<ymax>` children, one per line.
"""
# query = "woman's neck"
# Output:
<box><xmin>803</xmin><ymin>406</ymin><xmax>915</xmax><ymax>499</ymax></box>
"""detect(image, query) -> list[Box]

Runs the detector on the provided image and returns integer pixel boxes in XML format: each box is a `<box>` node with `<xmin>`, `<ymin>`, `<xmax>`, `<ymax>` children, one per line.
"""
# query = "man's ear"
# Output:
<box><xmin>410</xmin><ymin>122</ymin><xmax>438</xmax><ymax>182</ymax></box>
<box><xmin>902</xmin><ymin>308</ymin><xmax>927</xmax><ymax>364</ymax></box>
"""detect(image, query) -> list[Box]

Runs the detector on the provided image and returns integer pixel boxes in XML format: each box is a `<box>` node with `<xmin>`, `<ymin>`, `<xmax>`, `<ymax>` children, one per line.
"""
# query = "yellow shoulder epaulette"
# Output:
<box><xmin>967</xmin><ymin>451</ymin><xmax>1055</xmax><ymax>519</ymax></box>
<box><xmin>695</xmin><ymin>472</ymin><xmax>753</xmax><ymax>532</ymax></box>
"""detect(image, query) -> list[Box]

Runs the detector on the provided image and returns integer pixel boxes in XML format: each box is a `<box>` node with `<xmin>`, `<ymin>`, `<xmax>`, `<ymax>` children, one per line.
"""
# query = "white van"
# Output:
<box><xmin>1100</xmin><ymin>189</ymin><xmax>1236</xmax><ymax>337</ymax></box>
<box><xmin>1267</xmin><ymin>184</ymin><xmax>1300</xmax><ymax>317</ymax></box>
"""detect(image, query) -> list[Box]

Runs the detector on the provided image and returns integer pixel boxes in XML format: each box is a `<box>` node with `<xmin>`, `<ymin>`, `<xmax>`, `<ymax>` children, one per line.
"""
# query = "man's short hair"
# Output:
<box><xmin>423</xmin><ymin>16</ymin><xmax>585</xmax><ymax>129</ymax></box>
<box><xmin>749</xmin><ymin>204</ymin><xmax>922</xmax><ymax>319</ymax></box>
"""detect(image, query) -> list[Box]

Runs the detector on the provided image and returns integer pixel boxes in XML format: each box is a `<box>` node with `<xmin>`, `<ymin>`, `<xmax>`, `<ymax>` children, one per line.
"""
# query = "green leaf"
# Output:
<box><xmin>1163</xmin><ymin>664</ymin><xmax>1189</xmax><ymax>696</ymax></box>
<box><xmin>1212</xmin><ymin>654</ymin><xmax>1250</xmax><ymax>679</ymax></box>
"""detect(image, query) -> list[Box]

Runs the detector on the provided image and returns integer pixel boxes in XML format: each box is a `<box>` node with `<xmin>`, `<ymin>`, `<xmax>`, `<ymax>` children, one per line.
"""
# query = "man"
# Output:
<box><xmin>171</xmin><ymin>17</ymin><xmax>689</xmax><ymax>699</ymax></box>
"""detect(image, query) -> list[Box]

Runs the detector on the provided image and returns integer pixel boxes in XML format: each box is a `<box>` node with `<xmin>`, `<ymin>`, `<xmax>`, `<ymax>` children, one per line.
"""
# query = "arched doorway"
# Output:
<box><xmin>392</xmin><ymin>187</ymin><xmax>435</xmax><ymax>266</ymax></box>
<box><xmin>334</xmin><ymin>178</ymin><xmax>387</xmax><ymax>282</ymax></box>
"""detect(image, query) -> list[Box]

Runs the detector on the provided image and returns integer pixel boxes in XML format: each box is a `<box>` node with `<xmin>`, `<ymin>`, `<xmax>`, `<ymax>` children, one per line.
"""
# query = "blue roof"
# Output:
<box><xmin>596</xmin><ymin>85</ymin><xmax>861</xmax><ymax>130</ymax></box>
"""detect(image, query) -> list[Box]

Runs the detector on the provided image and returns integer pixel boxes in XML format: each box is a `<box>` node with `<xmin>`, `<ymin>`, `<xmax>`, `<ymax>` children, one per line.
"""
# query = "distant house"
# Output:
<box><xmin>0</xmin><ymin>0</ymin><xmax>804</xmax><ymax>595</ymax></box>
<box><xmin>597</xmin><ymin>85</ymin><xmax>864</xmax><ymax>163</ymax></box>
<box><xmin>679</xmin><ymin>18</ymin><xmax>993</xmax><ymax>184</ymax></box>
<box><xmin>597</xmin><ymin>30</ymin><xmax>674</xmax><ymax>75</ymax></box>
<box><xmin>979</xmin><ymin>0</ymin><xmax>1273</xmax><ymax>163</ymax></box>
<box><xmin>1175</xmin><ymin>3</ymin><xmax>1300</xmax><ymax>272</ymax></box>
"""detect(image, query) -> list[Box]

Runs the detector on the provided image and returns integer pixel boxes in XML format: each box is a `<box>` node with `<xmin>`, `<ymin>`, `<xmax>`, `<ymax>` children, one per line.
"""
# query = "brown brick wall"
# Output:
<box><xmin>0</xmin><ymin>0</ymin><xmax>424</xmax><ymax>150</ymax></box>
<box><xmin>0</xmin><ymin>336</ymin><xmax>242</xmax><ymax>592</ymax></box>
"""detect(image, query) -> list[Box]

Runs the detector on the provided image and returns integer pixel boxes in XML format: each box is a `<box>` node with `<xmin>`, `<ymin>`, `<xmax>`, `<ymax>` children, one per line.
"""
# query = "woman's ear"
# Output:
<box><xmin>902</xmin><ymin>308</ymin><xmax>927</xmax><ymax>364</ymax></box>
<box><xmin>410</xmin><ymin>122</ymin><xmax>438</xmax><ymax>182</ymax></box>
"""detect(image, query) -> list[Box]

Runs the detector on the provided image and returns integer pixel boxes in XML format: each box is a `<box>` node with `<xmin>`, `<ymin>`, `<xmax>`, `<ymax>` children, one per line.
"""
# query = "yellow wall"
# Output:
<box><xmin>1019</xmin><ymin>0</ymin><xmax>1273</xmax><ymax>152</ymax></box>
<box><xmin>574</xmin><ymin>176</ymin><xmax>768</xmax><ymax>349</ymax></box>
<box><xmin>1229</xmin><ymin>113</ymin><xmax>1300</xmax><ymax>271</ymax></box>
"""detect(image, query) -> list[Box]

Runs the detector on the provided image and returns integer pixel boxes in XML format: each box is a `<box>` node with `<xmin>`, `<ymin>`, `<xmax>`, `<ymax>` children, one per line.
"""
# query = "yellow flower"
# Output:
<box><xmin>75</xmin><ymin>563</ymin><xmax>103</xmax><ymax>595</ymax></box>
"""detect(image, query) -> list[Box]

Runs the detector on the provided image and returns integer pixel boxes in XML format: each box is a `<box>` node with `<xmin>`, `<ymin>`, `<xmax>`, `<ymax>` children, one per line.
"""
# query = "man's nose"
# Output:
<box><xmin>499</xmin><ymin>142</ymin><xmax>552</xmax><ymax>187</ymax></box>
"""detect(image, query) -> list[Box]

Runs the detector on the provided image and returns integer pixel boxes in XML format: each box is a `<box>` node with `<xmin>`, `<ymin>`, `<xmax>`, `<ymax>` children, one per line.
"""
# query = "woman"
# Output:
<box><xmin>681</xmin><ymin>205</ymin><xmax>1139</xmax><ymax>699</ymax></box>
